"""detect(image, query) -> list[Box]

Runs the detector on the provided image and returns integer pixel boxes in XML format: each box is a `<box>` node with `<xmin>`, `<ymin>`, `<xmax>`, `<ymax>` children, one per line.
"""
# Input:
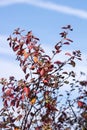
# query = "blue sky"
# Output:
<box><xmin>0</xmin><ymin>0</ymin><xmax>87</xmax><ymax>79</ymax></box>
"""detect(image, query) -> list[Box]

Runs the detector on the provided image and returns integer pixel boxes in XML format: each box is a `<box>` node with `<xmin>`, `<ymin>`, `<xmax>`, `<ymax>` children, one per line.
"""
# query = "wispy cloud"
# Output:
<box><xmin>0</xmin><ymin>0</ymin><xmax>87</xmax><ymax>19</ymax></box>
<box><xmin>0</xmin><ymin>59</ymin><xmax>24</xmax><ymax>79</ymax></box>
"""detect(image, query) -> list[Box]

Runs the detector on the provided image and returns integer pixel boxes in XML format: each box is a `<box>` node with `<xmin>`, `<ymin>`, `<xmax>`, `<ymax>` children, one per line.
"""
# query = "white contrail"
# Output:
<box><xmin>0</xmin><ymin>0</ymin><xmax>87</xmax><ymax>19</ymax></box>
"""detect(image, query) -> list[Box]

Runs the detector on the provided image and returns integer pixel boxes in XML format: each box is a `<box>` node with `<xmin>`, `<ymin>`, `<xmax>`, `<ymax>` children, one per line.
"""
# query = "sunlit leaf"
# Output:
<box><xmin>30</xmin><ymin>97</ymin><xmax>36</xmax><ymax>105</ymax></box>
<box><xmin>23</xmin><ymin>50</ymin><xmax>30</xmax><ymax>60</ymax></box>
<box><xmin>40</xmin><ymin>69</ymin><xmax>45</xmax><ymax>76</ymax></box>
<box><xmin>23</xmin><ymin>86</ymin><xmax>30</xmax><ymax>97</ymax></box>
<box><xmin>33</xmin><ymin>56</ymin><xmax>38</xmax><ymax>63</ymax></box>
<box><xmin>14</xmin><ymin>127</ymin><xmax>21</xmax><ymax>130</ymax></box>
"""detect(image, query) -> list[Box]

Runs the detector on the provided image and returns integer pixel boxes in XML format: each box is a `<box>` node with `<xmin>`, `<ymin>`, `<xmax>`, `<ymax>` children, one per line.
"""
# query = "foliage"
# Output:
<box><xmin>0</xmin><ymin>25</ymin><xmax>87</xmax><ymax>130</ymax></box>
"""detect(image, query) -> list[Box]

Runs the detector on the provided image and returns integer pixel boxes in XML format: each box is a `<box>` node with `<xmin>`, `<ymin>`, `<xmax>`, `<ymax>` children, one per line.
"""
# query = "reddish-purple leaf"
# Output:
<box><xmin>66</xmin><ymin>38</ymin><xmax>73</xmax><ymax>42</ymax></box>
<box><xmin>11</xmin><ymin>100</ymin><xmax>15</xmax><ymax>106</ymax></box>
<box><xmin>64</xmin><ymin>42</ymin><xmax>70</xmax><ymax>45</ymax></box>
<box><xmin>54</xmin><ymin>60</ymin><xmax>62</xmax><ymax>64</ymax></box>
<box><xmin>25</xmin><ymin>73</ymin><xmax>29</xmax><ymax>80</ymax></box>
<box><xmin>4</xmin><ymin>100</ymin><xmax>8</xmax><ymax>107</ymax></box>
<box><xmin>16</xmin><ymin>100</ymin><xmax>20</xmax><ymax>108</ymax></box>
<box><xmin>13</xmin><ymin>45</ymin><xmax>19</xmax><ymax>51</ymax></box>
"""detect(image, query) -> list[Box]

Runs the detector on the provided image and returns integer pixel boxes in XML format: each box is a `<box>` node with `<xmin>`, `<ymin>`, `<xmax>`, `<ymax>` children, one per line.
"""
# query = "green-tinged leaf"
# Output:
<box><xmin>64</xmin><ymin>80</ymin><xmax>69</xmax><ymax>84</ymax></box>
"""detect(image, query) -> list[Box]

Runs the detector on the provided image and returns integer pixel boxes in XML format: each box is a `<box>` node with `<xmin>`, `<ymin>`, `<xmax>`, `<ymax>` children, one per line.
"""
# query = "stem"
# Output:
<box><xmin>68</xmin><ymin>100</ymin><xmax>77</xmax><ymax>120</ymax></box>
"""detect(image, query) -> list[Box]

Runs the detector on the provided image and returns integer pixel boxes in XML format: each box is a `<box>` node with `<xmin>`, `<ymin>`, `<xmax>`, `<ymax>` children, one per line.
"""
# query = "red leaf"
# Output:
<box><xmin>21</xmin><ymin>94</ymin><xmax>25</xmax><ymax>100</ymax></box>
<box><xmin>40</xmin><ymin>69</ymin><xmax>45</xmax><ymax>76</ymax></box>
<box><xmin>65</xmin><ymin>52</ymin><xmax>72</xmax><ymax>56</ymax></box>
<box><xmin>60</xmin><ymin>32</ymin><xmax>66</xmax><ymax>37</ymax></box>
<box><xmin>17</xmin><ymin>49</ymin><xmax>25</xmax><ymax>56</ymax></box>
<box><xmin>77</xmin><ymin>101</ymin><xmax>84</xmax><ymax>108</ymax></box>
<box><xmin>51</xmin><ymin>107</ymin><xmax>58</xmax><ymax>111</ymax></box>
<box><xmin>80</xmin><ymin>81</ymin><xmax>87</xmax><ymax>86</ymax></box>
<box><xmin>43</xmin><ymin>79</ymin><xmax>48</xmax><ymax>84</ymax></box>
<box><xmin>22</xmin><ymin>66</ymin><xmax>27</xmax><ymax>73</ymax></box>
<box><xmin>5</xmin><ymin>89</ymin><xmax>12</xmax><ymax>96</ymax></box>
<box><xmin>4</xmin><ymin>100</ymin><xmax>8</xmax><ymax>107</ymax></box>
<box><xmin>55</xmin><ymin>45</ymin><xmax>61</xmax><ymax>50</ymax></box>
<box><xmin>11</xmin><ymin>100</ymin><xmax>15</xmax><ymax>106</ymax></box>
<box><xmin>35</xmin><ymin>128</ymin><xmax>39</xmax><ymax>130</ymax></box>
<box><xmin>25</xmin><ymin>73</ymin><xmax>29</xmax><ymax>80</ymax></box>
<box><xmin>32</xmin><ymin>35</ymin><xmax>40</xmax><ymax>41</ymax></box>
<box><xmin>66</xmin><ymin>38</ymin><xmax>73</xmax><ymax>42</ymax></box>
<box><xmin>23</xmin><ymin>86</ymin><xmax>30</xmax><ymax>97</ymax></box>
<box><xmin>16</xmin><ymin>100</ymin><xmax>20</xmax><ymax>108</ymax></box>
<box><xmin>28</xmin><ymin>45</ymin><xmax>34</xmax><ymax>50</ymax></box>
<box><xmin>54</xmin><ymin>60</ymin><xmax>62</xmax><ymax>65</ymax></box>
<box><xmin>30</xmin><ymin>65</ymin><xmax>35</xmax><ymax>70</ymax></box>
<box><xmin>13</xmin><ymin>28</ymin><xmax>20</xmax><ymax>35</ymax></box>
<box><xmin>64</xmin><ymin>42</ymin><xmax>70</xmax><ymax>45</ymax></box>
<box><xmin>13</xmin><ymin>45</ymin><xmax>19</xmax><ymax>51</ymax></box>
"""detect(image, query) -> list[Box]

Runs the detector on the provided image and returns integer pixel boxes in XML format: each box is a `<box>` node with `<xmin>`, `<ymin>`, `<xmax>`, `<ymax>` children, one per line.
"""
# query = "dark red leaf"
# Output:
<box><xmin>55</xmin><ymin>44</ymin><xmax>61</xmax><ymax>51</ymax></box>
<box><xmin>11</xmin><ymin>100</ymin><xmax>15</xmax><ymax>106</ymax></box>
<box><xmin>9</xmin><ymin>42</ymin><xmax>12</xmax><ymax>47</ymax></box>
<box><xmin>22</xmin><ymin>66</ymin><xmax>27</xmax><ymax>74</ymax></box>
<box><xmin>13</xmin><ymin>45</ymin><xmax>19</xmax><ymax>51</ymax></box>
<box><xmin>66</xmin><ymin>38</ymin><xmax>73</xmax><ymax>42</ymax></box>
<box><xmin>62</xmin><ymin>26</ymin><xmax>68</xmax><ymax>29</ymax></box>
<box><xmin>62</xmin><ymin>25</ymin><xmax>73</xmax><ymax>31</ymax></box>
<box><xmin>32</xmin><ymin>35</ymin><xmax>40</xmax><ymax>41</ymax></box>
<box><xmin>80</xmin><ymin>81</ymin><xmax>87</xmax><ymax>86</ymax></box>
<box><xmin>64</xmin><ymin>42</ymin><xmax>70</xmax><ymax>45</ymax></box>
<box><xmin>25</xmin><ymin>73</ymin><xmax>29</xmax><ymax>80</ymax></box>
<box><xmin>2</xmin><ymin>86</ymin><xmax>5</xmax><ymax>92</ymax></box>
<box><xmin>4</xmin><ymin>100</ymin><xmax>8</xmax><ymax>107</ymax></box>
<box><xmin>16</xmin><ymin>100</ymin><xmax>20</xmax><ymax>108</ymax></box>
<box><xmin>54</xmin><ymin>60</ymin><xmax>62</xmax><ymax>65</ymax></box>
<box><xmin>60</xmin><ymin>32</ymin><xmax>66</xmax><ymax>37</ymax></box>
